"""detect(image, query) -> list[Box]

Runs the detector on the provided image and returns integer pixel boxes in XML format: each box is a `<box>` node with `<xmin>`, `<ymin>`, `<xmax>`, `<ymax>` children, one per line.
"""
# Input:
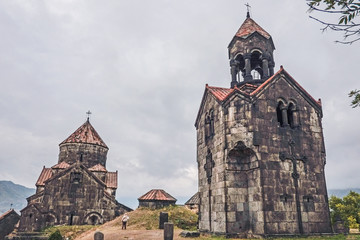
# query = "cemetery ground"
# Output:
<box><xmin>42</xmin><ymin>206</ymin><xmax>360</xmax><ymax>240</ymax></box>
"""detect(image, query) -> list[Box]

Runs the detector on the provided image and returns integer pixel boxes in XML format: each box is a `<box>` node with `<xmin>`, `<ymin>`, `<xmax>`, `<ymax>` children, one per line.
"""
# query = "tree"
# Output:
<box><xmin>307</xmin><ymin>1</ymin><xmax>360</xmax><ymax>108</ymax></box>
<box><xmin>349</xmin><ymin>89</ymin><xmax>360</xmax><ymax>108</ymax></box>
<box><xmin>307</xmin><ymin>0</ymin><xmax>360</xmax><ymax>44</ymax></box>
<box><xmin>329</xmin><ymin>191</ymin><xmax>360</xmax><ymax>229</ymax></box>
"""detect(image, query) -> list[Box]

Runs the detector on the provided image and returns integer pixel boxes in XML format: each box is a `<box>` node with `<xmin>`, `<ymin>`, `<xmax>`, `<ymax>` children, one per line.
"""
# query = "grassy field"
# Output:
<box><xmin>41</xmin><ymin>206</ymin><xmax>360</xmax><ymax>240</ymax></box>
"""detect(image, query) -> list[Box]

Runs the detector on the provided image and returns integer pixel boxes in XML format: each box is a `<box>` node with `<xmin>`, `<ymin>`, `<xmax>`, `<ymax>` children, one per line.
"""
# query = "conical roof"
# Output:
<box><xmin>60</xmin><ymin>120</ymin><xmax>108</xmax><ymax>148</ymax></box>
<box><xmin>234</xmin><ymin>16</ymin><xmax>271</xmax><ymax>39</ymax></box>
<box><xmin>138</xmin><ymin>189</ymin><xmax>177</xmax><ymax>202</ymax></box>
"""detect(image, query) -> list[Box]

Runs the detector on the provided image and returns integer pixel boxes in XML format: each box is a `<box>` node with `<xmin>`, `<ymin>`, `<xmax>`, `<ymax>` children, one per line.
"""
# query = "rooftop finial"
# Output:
<box><xmin>86</xmin><ymin>110</ymin><xmax>92</xmax><ymax>122</ymax></box>
<box><xmin>245</xmin><ymin>3</ymin><xmax>251</xmax><ymax>18</ymax></box>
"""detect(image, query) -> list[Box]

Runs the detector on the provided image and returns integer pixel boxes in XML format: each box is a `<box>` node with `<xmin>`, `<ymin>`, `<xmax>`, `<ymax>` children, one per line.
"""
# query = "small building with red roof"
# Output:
<box><xmin>138</xmin><ymin>189</ymin><xmax>177</xmax><ymax>209</ymax></box>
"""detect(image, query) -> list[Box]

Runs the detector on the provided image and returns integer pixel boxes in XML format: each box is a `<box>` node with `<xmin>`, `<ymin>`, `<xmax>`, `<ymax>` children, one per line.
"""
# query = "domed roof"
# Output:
<box><xmin>60</xmin><ymin>120</ymin><xmax>108</xmax><ymax>148</ymax></box>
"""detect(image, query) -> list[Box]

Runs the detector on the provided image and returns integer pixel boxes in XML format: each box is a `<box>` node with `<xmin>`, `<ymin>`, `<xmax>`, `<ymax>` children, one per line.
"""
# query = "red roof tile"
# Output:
<box><xmin>60</xmin><ymin>120</ymin><xmax>108</xmax><ymax>148</ymax></box>
<box><xmin>138</xmin><ymin>189</ymin><xmax>177</xmax><ymax>202</ymax></box>
<box><xmin>206</xmin><ymin>85</ymin><xmax>234</xmax><ymax>101</ymax></box>
<box><xmin>0</xmin><ymin>209</ymin><xmax>19</xmax><ymax>221</ymax></box>
<box><xmin>105</xmin><ymin>172</ymin><xmax>117</xmax><ymax>188</ymax></box>
<box><xmin>235</xmin><ymin>17</ymin><xmax>271</xmax><ymax>39</ymax></box>
<box><xmin>52</xmin><ymin>161</ymin><xmax>70</xmax><ymax>169</ymax></box>
<box><xmin>238</xmin><ymin>83</ymin><xmax>258</xmax><ymax>94</ymax></box>
<box><xmin>36</xmin><ymin>167</ymin><xmax>52</xmax><ymax>186</ymax></box>
<box><xmin>206</xmin><ymin>67</ymin><xmax>321</xmax><ymax>109</ymax></box>
<box><xmin>89</xmin><ymin>164</ymin><xmax>107</xmax><ymax>172</ymax></box>
<box><xmin>185</xmin><ymin>192</ymin><xmax>199</xmax><ymax>205</ymax></box>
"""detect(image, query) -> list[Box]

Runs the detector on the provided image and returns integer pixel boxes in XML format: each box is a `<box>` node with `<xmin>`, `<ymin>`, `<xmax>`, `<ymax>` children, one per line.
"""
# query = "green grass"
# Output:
<box><xmin>127</xmin><ymin>205</ymin><xmax>198</xmax><ymax>231</ymax></box>
<box><xmin>42</xmin><ymin>225</ymin><xmax>95</xmax><ymax>239</ymax></box>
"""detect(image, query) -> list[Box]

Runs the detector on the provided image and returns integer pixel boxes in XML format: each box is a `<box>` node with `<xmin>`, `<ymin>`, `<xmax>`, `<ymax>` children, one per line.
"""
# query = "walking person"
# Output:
<box><xmin>121</xmin><ymin>213</ymin><xmax>129</xmax><ymax>230</ymax></box>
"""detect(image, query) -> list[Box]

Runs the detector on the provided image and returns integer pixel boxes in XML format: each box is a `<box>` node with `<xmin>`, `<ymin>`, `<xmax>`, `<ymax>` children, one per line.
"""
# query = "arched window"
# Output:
<box><xmin>250</xmin><ymin>50</ymin><xmax>263</xmax><ymax>79</ymax></box>
<box><xmin>235</xmin><ymin>54</ymin><xmax>245</xmax><ymax>82</ymax></box>
<box><xmin>204</xmin><ymin>109</ymin><xmax>215</xmax><ymax>141</ymax></box>
<box><xmin>209</xmin><ymin>109</ymin><xmax>215</xmax><ymax>136</ymax></box>
<box><xmin>276</xmin><ymin>101</ymin><xmax>284</xmax><ymax>126</ymax></box>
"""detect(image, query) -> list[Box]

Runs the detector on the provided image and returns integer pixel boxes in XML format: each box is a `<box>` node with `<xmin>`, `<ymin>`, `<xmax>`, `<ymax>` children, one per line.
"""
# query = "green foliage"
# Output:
<box><xmin>48</xmin><ymin>229</ymin><xmax>62</xmax><ymax>240</ymax></box>
<box><xmin>307</xmin><ymin>0</ymin><xmax>360</xmax><ymax>44</ymax></box>
<box><xmin>308</xmin><ymin>0</ymin><xmax>360</xmax><ymax>24</ymax></box>
<box><xmin>329</xmin><ymin>191</ymin><xmax>360</xmax><ymax>229</ymax></box>
<box><xmin>126</xmin><ymin>205</ymin><xmax>198</xmax><ymax>231</ymax></box>
<box><xmin>349</xmin><ymin>89</ymin><xmax>360</xmax><ymax>108</ymax></box>
<box><xmin>42</xmin><ymin>225</ymin><xmax>95</xmax><ymax>240</ymax></box>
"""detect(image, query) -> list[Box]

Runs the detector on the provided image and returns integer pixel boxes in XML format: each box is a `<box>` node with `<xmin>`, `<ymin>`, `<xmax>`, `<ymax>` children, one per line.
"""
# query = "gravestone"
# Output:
<box><xmin>94</xmin><ymin>231</ymin><xmax>104</xmax><ymax>240</ymax></box>
<box><xmin>164</xmin><ymin>222</ymin><xmax>174</xmax><ymax>240</ymax></box>
<box><xmin>159</xmin><ymin>212</ymin><xmax>168</xmax><ymax>229</ymax></box>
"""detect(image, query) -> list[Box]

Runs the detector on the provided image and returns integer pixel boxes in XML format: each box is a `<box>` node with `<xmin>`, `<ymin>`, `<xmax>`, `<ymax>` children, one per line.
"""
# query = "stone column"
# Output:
<box><xmin>262</xmin><ymin>56</ymin><xmax>269</xmax><ymax>79</ymax></box>
<box><xmin>164</xmin><ymin>222</ymin><xmax>174</xmax><ymax>240</ymax></box>
<box><xmin>230</xmin><ymin>59</ymin><xmax>239</xmax><ymax>88</ymax></box>
<box><xmin>244</xmin><ymin>53</ymin><xmax>252</xmax><ymax>82</ymax></box>
<box><xmin>269</xmin><ymin>61</ymin><xmax>275</xmax><ymax>76</ymax></box>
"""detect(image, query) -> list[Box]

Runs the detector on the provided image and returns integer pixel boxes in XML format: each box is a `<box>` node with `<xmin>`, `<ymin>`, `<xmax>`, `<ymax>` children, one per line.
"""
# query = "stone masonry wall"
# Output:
<box><xmin>197</xmin><ymin>74</ymin><xmax>332</xmax><ymax>236</ymax></box>
<box><xmin>19</xmin><ymin>164</ymin><xmax>123</xmax><ymax>232</ymax></box>
<box><xmin>58</xmin><ymin>143</ymin><xmax>108</xmax><ymax>168</ymax></box>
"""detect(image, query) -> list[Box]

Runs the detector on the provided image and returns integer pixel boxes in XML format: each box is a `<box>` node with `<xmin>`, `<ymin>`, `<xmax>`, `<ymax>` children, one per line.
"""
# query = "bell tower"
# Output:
<box><xmin>228</xmin><ymin>11</ymin><xmax>275</xmax><ymax>88</ymax></box>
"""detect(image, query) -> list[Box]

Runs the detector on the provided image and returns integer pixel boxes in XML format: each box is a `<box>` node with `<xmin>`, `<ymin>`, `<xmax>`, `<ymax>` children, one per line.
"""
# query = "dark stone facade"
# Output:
<box><xmin>0</xmin><ymin>209</ymin><xmax>20</xmax><ymax>240</ymax></box>
<box><xmin>17</xmin><ymin>120</ymin><xmax>131</xmax><ymax>232</ymax></box>
<box><xmin>195</xmin><ymin>15</ymin><xmax>332</xmax><ymax>237</ymax></box>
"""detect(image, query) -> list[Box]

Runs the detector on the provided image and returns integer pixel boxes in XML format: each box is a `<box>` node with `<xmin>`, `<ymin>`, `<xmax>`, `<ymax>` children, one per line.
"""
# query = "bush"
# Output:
<box><xmin>48</xmin><ymin>229</ymin><xmax>62</xmax><ymax>240</ymax></box>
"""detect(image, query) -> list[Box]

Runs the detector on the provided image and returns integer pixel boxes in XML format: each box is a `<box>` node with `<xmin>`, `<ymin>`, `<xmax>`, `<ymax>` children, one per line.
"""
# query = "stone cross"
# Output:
<box><xmin>86</xmin><ymin>110</ymin><xmax>92</xmax><ymax>121</ymax></box>
<box><xmin>279</xmin><ymin>140</ymin><xmax>307</xmax><ymax>179</ymax></box>
<box><xmin>245</xmin><ymin>3</ymin><xmax>251</xmax><ymax>17</ymax></box>
<box><xmin>279</xmin><ymin>139</ymin><xmax>307</xmax><ymax>234</ymax></box>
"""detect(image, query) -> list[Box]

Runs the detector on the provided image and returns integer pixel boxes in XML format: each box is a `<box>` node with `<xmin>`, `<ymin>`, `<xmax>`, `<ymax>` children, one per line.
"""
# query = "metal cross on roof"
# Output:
<box><xmin>86</xmin><ymin>110</ymin><xmax>92</xmax><ymax>121</ymax></box>
<box><xmin>245</xmin><ymin>3</ymin><xmax>251</xmax><ymax>18</ymax></box>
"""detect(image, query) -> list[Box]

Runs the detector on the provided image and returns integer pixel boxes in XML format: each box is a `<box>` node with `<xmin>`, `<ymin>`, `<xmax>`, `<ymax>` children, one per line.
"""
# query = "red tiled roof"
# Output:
<box><xmin>138</xmin><ymin>189</ymin><xmax>177</xmax><ymax>202</ymax></box>
<box><xmin>207</xmin><ymin>67</ymin><xmax>321</xmax><ymax>108</ymax></box>
<box><xmin>52</xmin><ymin>161</ymin><xmax>70</xmax><ymax>169</ymax></box>
<box><xmin>36</xmin><ymin>167</ymin><xmax>52</xmax><ymax>186</ymax></box>
<box><xmin>0</xmin><ymin>209</ymin><xmax>18</xmax><ymax>221</ymax></box>
<box><xmin>185</xmin><ymin>192</ymin><xmax>199</xmax><ymax>205</ymax></box>
<box><xmin>238</xmin><ymin>83</ymin><xmax>258</xmax><ymax>94</ymax></box>
<box><xmin>235</xmin><ymin>17</ymin><xmax>271</xmax><ymax>39</ymax></box>
<box><xmin>89</xmin><ymin>164</ymin><xmax>107</xmax><ymax>172</ymax></box>
<box><xmin>105</xmin><ymin>172</ymin><xmax>117</xmax><ymax>188</ymax></box>
<box><xmin>206</xmin><ymin>85</ymin><xmax>234</xmax><ymax>101</ymax></box>
<box><xmin>60</xmin><ymin>120</ymin><xmax>108</xmax><ymax>148</ymax></box>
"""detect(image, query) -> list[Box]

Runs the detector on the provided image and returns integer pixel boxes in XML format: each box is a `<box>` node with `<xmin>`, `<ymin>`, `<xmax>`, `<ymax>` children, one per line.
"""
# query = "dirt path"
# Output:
<box><xmin>75</xmin><ymin>227</ymin><xmax>188</xmax><ymax>240</ymax></box>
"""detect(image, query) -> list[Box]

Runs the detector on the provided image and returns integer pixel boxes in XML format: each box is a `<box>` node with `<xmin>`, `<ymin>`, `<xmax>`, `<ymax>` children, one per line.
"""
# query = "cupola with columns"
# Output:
<box><xmin>228</xmin><ymin>11</ymin><xmax>275</xmax><ymax>88</ymax></box>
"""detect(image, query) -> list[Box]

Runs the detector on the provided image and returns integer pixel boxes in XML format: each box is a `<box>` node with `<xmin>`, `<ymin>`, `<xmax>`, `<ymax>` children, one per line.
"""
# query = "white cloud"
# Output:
<box><xmin>0</xmin><ymin>0</ymin><xmax>359</xmax><ymax>209</ymax></box>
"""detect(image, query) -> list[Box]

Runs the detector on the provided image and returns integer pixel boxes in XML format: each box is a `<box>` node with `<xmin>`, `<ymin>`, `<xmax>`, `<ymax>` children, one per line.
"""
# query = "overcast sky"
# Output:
<box><xmin>0</xmin><ymin>0</ymin><xmax>358</xmax><ymax>209</ymax></box>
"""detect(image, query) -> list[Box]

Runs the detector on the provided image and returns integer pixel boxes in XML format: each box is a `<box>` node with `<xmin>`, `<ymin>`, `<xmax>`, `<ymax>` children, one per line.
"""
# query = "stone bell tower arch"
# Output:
<box><xmin>228</xmin><ymin>11</ymin><xmax>275</xmax><ymax>87</ymax></box>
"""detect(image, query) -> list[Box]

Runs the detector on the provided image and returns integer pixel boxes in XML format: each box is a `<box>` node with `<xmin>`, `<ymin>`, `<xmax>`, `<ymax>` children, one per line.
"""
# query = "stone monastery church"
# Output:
<box><xmin>18</xmin><ymin>118</ymin><xmax>131</xmax><ymax>232</ymax></box>
<box><xmin>195</xmin><ymin>12</ymin><xmax>332</xmax><ymax>237</ymax></box>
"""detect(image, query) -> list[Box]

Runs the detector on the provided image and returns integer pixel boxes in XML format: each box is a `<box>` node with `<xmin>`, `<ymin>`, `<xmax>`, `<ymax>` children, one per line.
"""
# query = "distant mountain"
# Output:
<box><xmin>328</xmin><ymin>188</ymin><xmax>360</xmax><ymax>198</ymax></box>
<box><xmin>0</xmin><ymin>180</ymin><xmax>35</xmax><ymax>214</ymax></box>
